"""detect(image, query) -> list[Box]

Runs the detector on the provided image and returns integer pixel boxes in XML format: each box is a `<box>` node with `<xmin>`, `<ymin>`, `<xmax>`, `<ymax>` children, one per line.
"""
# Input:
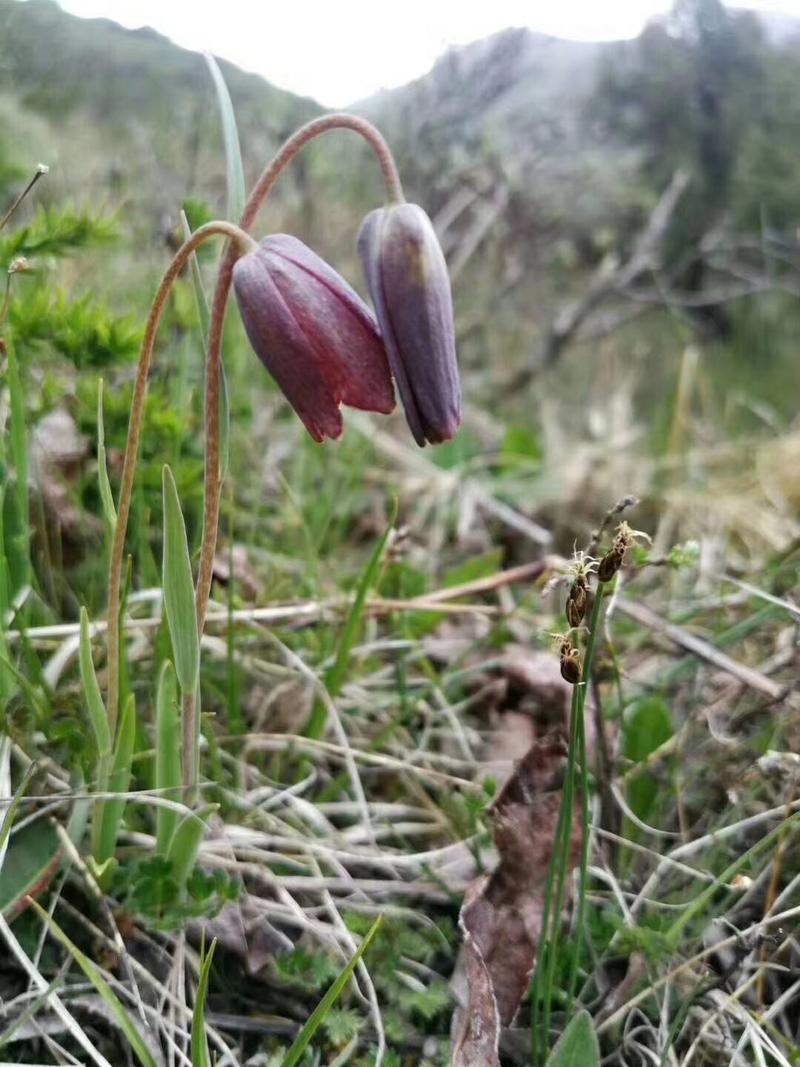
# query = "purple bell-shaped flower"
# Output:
<box><xmin>233</xmin><ymin>234</ymin><xmax>395</xmax><ymax>442</ymax></box>
<box><xmin>358</xmin><ymin>203</ymin><xmax>461</xmax><ymax>446</ymax></box>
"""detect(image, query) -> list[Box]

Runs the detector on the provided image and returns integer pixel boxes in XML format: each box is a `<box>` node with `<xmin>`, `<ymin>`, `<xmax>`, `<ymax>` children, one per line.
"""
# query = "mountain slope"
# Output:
<box><xmin>0</xmin><ymin>0</ymin><xmax>321</xmax><ymax>223</ymax></box>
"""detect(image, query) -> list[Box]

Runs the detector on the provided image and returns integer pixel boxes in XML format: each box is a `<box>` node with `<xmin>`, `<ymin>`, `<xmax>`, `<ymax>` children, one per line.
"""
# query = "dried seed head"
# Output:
<box><xmin>551</xmin><ymin>633</ymin><xmax>582</xmax><ymax>685</ymax></box>
<box><xmin>597</xmin><ymin>546</ymin><xmax>625</xmax><ymax>583</ymax></box>
<box><xmin>560</xmin><ymin>645</ymin><xmax>582</xmax><ymax>685</ymax></box>
<box><xmin>565</xmin><ymin>581</ymin><xmax>588</xmax><ymax>628</ymax></box>
<box><xmin>597</xmin><ymin>520</ymin><xmax>651</xmax><ymax>583</ymax></box>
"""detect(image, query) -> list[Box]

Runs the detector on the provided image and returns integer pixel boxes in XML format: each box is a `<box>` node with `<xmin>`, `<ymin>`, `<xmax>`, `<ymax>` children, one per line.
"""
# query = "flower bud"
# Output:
<box><xmin>233</xmin><ymin>235</ymin><xmax>395</xmax><ymax>442</ymax></box>
<box><xmin>358</xmin><ymin>203</ymin><xmax>461</xmax><ymax>446</ymax></box>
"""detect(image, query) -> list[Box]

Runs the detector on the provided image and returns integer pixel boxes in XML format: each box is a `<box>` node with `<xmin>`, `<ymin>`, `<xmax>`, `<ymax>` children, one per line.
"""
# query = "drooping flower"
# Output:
<box><xmin>232</xmin><ymin>234</ymin><xmax>395</xmax><ymax>442</ymax></box>
<box><xmin>358</xmin><ymin>203</ymin><xmax>461</xmax><ymax>446</ymax></box>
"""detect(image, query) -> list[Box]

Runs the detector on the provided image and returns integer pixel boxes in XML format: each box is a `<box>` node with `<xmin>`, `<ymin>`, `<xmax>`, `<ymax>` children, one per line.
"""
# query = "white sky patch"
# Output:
<box><xmin>48</xmin><ymin>0</ymin><xmax>800</xmax><ymax>105</ymax></box>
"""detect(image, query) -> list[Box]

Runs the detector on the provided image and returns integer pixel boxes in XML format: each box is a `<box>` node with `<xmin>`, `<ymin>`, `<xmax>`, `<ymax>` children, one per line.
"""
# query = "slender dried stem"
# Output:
<box><xmin>0</xmin><ymin>164</ymin><xmax>48</xmax><ymax>233</ymax></box>
<box><xmin>195</xmin><ymin>114</ymin><xmax>404</xmax><ymax>637</ymax></box>
<box><xmin>106</xmin><ymin>221</ymin><xmax>256</xmax><ymax>731</ymax></box>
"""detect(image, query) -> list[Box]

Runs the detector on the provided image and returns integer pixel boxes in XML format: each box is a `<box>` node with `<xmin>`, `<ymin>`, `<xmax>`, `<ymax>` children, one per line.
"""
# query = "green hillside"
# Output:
<box><xmin>0</xmin><ymin>0</ymin><xmax>320</xmax><ymax>221</ymax></box>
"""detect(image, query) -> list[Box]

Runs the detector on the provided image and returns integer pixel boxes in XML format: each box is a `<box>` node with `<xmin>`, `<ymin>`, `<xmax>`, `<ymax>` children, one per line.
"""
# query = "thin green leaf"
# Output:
<box><xmin>78</xmin><ymin>608</ymin><xmax>111</xmax><ymax>764</ymax></box>
<box><xmin>0</xmin><ymin>490</ymin><xmax>15</xmax><ymax>697</ymax></box>
<box><xmin>545</xmin><ymin>1010</ymin><xmax>600</xmax><ymax>1067</ymax></box>
<box><xmin>307</xmin><ymin>500</ymin><xmax>398</xmax><ymax>739</ymax></box>
<box><xmin>180</xmin><ymin>210</ymin><xmax>229</xmax><ymax>479</ymax></box>
<box><xmin>191</xmin><ymin>938</ymin><xmax>217</xmax><ymax>1067</ymax></box>
<box><xmin>165</xmin><ymin>805</ymin><xmax>216</xmax><ymax>893</ymax></box>
<box><xmin>96</xmin><ymin>379</ymin><xmax>117</xmax><ymax>530</ymax></box>
<box><xmin>204</xmin><ymin>53</ymin><xmax>246</xmax><ymax>223</ymax></box>
<box><xmin>0</xmin><ymin>649</ymin><xmax>47</xmax><ymax>718</ymax></box>
<box><xmin>6</xmin><ymin>337</ymin><xmax>29</xmax><ymax>583</ymax></box>
<box><xmin>280</xmin><ymin>915</ymin><xmax>383</xmax><ymax>1067</ymax></box>
<box><xmin>624</xmin><ymin>697</ymin><xmax>673</xmax><ymax>828</ymax></box>
<box><xmin>0</xmin><ymin>761</ymin><xmax>35</xmax><ymax>856</ymax></box>
<box><xmin>97</xmin><ymin>693</ymin><xmax>136</xmax><ymax>869</ymax></box>
<box><xmin>80</xmin><ymin>607</ymin><xmax>112</xmax><ymax>869</ymax></box>
<box><xmin>29</xmin><ymin>900</ymin><xmax>159</xmax><ymax>1067</ymax></box>
<box><xmin>161</xmin><ymin>466</ymin><xmax>200</xmax><ymax>696</ymax></box>
<box><xmin>180</xmin><ymin>210</ymin><xmax>210</xmax><ymax>343</ymax></box>
<box><xmin>0</xmin><ymin>485</ymin><xmax>9</xmax><ymax>619</ymax></box>
<box><xmin>155</xmin><ymin>660</ymin><xmax>181</xmax><ymax>854</ymax></box>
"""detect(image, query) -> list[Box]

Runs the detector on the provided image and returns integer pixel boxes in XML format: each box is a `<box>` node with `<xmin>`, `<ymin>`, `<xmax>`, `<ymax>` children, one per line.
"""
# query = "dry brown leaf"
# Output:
<box><xmin>189</xmin><ymin>898</ymin><xmax>293</xmax><ymax>977</ymax></box>
<box><xmin>451</xmin><ymin>737</ymin><xmax>582</xmax><ymax>1067</ymax></box>
<box><xmin>480</xmin><ymin>650</ymin><xmax>600</xmax><ymax>788</ymax></box>
<box><xmin>30</xmin><ymin>408</ymin><xmax>101</xmax><ymax>558</ymax></box>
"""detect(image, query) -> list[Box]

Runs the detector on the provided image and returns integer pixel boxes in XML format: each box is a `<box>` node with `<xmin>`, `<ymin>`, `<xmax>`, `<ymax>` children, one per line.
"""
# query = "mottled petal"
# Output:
<box><xmin>232</xmin><ymin>236</ymin><xmax>394</xmax><ymax>442</ymax></box>
<box><xmin>358</xmin><ymin>204</ymin><xmax>461</xmax><ymax>446</ymax></box>
<box><xmin>262</xmin><ymin>236</ymin><xmax>395</xmax><ymax>415</ymax></box>
<box><xmin>233</xmin><ymin>247</ymin><xmax>342</xmax><ymax>441</ymax></box>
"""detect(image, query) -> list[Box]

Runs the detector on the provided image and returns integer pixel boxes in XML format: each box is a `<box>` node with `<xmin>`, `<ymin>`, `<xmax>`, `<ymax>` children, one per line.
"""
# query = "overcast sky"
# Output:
<box><xmin>55</xmin><ymin>0</ymin><xmax>800</xmax><ymax>105</ymax></box>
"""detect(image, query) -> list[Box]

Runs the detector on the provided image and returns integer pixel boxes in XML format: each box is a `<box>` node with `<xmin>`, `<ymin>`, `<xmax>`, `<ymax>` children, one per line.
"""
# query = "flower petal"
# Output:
<box><xmin>233</xmin><ymin>246</ymin><xmax>343</xmax><ymax>441</ymax></box>
<box><xmin>358</xmin><ymin>205</ymin><xmax>461</xmax><ymax>446</ymax></box>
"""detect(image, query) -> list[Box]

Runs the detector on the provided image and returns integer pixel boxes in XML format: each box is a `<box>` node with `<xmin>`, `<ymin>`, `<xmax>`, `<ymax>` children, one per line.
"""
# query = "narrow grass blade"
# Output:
<box><xmin>29</xmin><ymin>900</ymin><xmax>159</xmax><ymax>1067</ymax></box>
<box><xmin>280</xmin><ymin>916</ymin><xmax>383</xmax><ymax>1067</ymax></box>
<box><xmin>202</xmin><ymin>51</ymin><xmax>243</xmax><ymax>481</ymax></box>
<box><xmin>0</xmin><ymin>491</ymin><xmax>16</xmax><ymax>696</ymax></box>
<box><xmin>180</xmin><ymin>210</ymin><xmax>210</xmax><ymax>343</ymax></box>
<box><xmin>80</xmin><ymin>608</ymin><xmax>112</xmax><ymax>867</ymax></box>
<box><xmin>5</xmin><ymin>337</ymin><xmax>29</xmax><ymax>586</ymax></box>
<box><xmin>161</xmin><ymin>466</ymin><xmax>200</xmax><ymax>696</ymax></box>
<box><xmin>97</xmin><ymin>692</ymin><xmax>136</xmax><ymax>870</ymax></box>
<box><xmin>191</xmin><ymin>938</ymin><xmax>217</xmax><ymax>1067</ymax></box>
<box><xmin>307</xmin><ymin>501</ymin><xmax>397</xmax><ymax>739</ymax></box>
<box><xmin>0</xmin><ymin>758</ymin><xmax>35</xmax><ymax>859</ymax></box>
<box><xmin>155</xmin><ymin>660</ymin><xmax>181</xmax><ymax>854</ymax></box>
<box><xmin>78</xmin><ymin>608</ymin><xmax>111</xmax><ymax>766</ymax></box>
<box><xmin>165</xmin><ymin>805</ymin><xmax>216</xmax><ymax>893</ymax></box>
<box><xmin>180</xmin><ymin>210</ymin><xmax>229</xmax><ymax>480</ymax></box>
<box><xmin>204</xmin><ymin>53</ymin><xmax>246</xmax><ymax>223</ymax></box>
<box><xmin>0</xmin><ymin>485</ymin><xmax>10</xmax><ymax>619</ymax></box>
<box><xmin>545</xmin><ymin>1010</ymin><xmax>599</xmax><ymax>1067</ymax></box>
<box><xmin>0</xmin><ymin>911</ymin><xmax>113</xmax><ymax>1067</ymax></box>
<box><xmin>97</xmin><ymin>379</ymin><xmax>117</xmax><ymax>530</ymax></box>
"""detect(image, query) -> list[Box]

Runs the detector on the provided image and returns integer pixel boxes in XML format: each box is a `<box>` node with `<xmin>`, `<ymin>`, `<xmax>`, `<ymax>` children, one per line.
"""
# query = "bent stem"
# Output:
<box><xmin>106</xmin><ymin>221</ymin><xmax>256</xmax><ymax>733</ymax></box>
<box><xmin>195</xmin><ymin>114</ymin><xmax>404</xmax><ymax>639</ymax></box>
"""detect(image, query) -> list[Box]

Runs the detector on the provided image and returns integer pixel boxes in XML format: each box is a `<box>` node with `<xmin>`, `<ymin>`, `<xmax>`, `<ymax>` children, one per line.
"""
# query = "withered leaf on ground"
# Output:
<box><xmin>451</xmin><ymin>737</ymin><xmax>583</xmax><ymax>1067</ymax></box>
<box><xmin>189</xmin><ymin>897</ymin><xmax>293</xmax><ymax>977</ymax></box>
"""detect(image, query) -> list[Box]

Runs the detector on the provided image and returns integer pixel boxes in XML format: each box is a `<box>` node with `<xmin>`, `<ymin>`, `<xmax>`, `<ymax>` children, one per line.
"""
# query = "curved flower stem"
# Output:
<box><xmin>195</xmin><ymin>114</ymin><xmax>404</xmax><ymax>637</ymax></box>
<box><xmin>106</xmin><ymin>221</ymin><xmax>257</xmax><ymax>732</ymax></box>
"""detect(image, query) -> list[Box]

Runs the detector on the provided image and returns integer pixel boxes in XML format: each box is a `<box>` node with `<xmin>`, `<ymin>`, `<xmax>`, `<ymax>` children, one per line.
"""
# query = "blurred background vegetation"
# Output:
<box><xmin>2</xmin><ymin>0</ymin><xmax>799</xmax><ymax>571</ymax></box>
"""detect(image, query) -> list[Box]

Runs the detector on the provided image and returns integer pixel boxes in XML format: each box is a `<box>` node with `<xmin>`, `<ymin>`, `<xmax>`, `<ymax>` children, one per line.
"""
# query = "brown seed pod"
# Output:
<box><xmin>597</xmin><ymin>547</ymin><xmax>624</xmax><ymax>583</ymax></box>
<box><xmin>555</xmin><ymin>637</ymin><xmax>582</xmax><ymax>685</ymax></box>
<box><xmin>566</xmin><ymin>581</ymin><xmax>588</xmax><ymax>628</ymax></box>
<box><xmin>560</xmin><ymin>648</ymin><xmax>582</xmax><ymax>685</ymax></box>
